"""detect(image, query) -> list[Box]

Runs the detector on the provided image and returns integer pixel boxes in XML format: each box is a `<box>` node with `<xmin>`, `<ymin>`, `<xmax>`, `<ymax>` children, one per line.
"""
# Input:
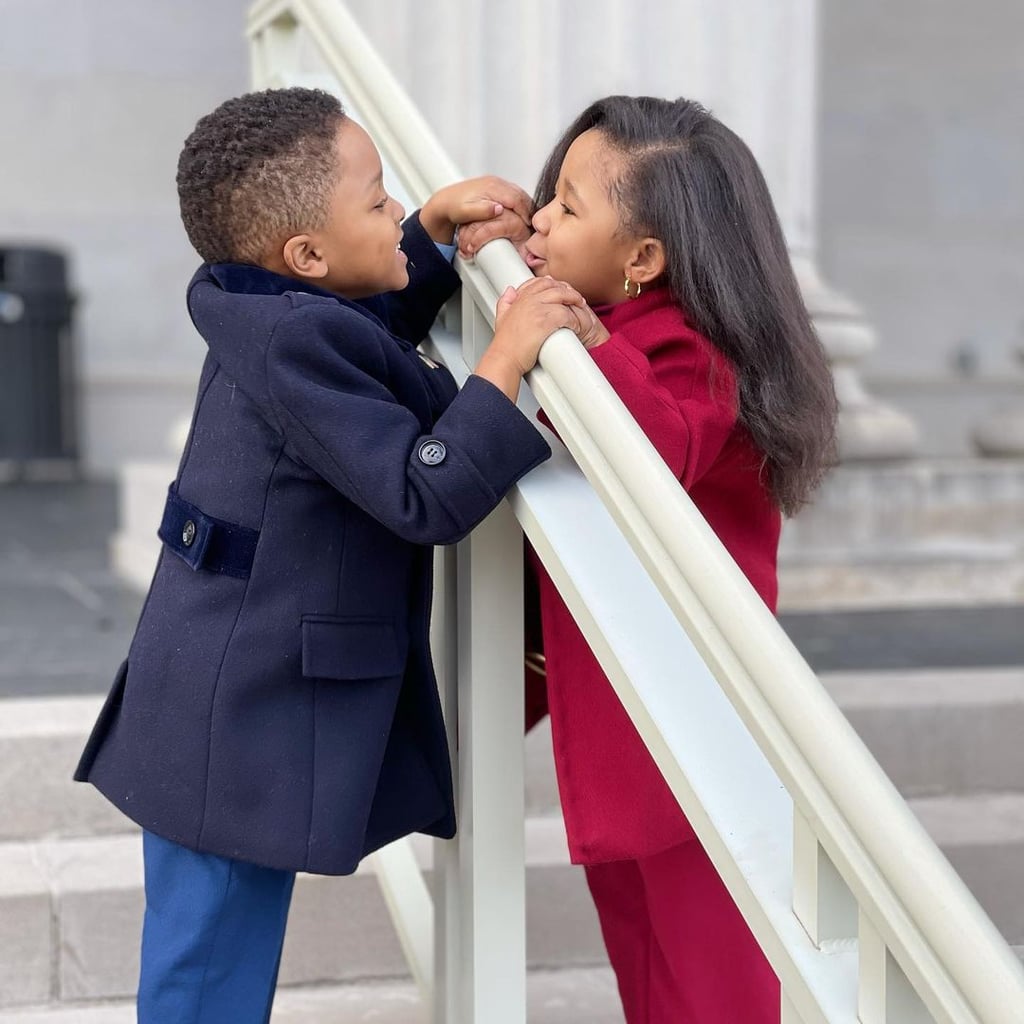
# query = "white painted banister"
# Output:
<box><xmin>248</xmin><ymin>3</ymin><xmax>1024</xmax><ymax>1022</ymax></box>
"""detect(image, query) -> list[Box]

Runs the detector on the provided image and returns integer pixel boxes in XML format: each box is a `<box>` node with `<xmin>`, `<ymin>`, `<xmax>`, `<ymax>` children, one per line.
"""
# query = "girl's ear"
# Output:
<box><xmin>281</xmin><ymin>235</ymin><xmax>329</xmax><ymax>281</ymax></box>
<box><xmin>625</xmin><ymin>237</ymin><xmax>666</xmax><ymax>286</ymax></box>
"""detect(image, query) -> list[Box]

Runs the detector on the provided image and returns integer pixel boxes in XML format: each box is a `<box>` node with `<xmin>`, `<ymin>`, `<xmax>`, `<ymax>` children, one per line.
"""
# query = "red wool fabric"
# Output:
<box><xmin>532</xmin><ymin>285</ymin><xmax>782</xmax><ymax>865</ymax></box>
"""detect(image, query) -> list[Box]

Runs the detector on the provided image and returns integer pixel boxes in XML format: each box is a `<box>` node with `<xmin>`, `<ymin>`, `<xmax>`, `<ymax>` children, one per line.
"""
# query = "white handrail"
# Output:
<box><xmin>247</xmin><ymin>2</ymin><xmax>1024</xmax><ymax>1021</ymax></box>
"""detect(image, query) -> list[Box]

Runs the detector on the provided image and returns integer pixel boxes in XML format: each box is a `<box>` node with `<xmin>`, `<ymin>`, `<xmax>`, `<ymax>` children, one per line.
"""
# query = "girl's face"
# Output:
<box><xmin>524</xmin><ymin>129</ymin><xmax>640</xmax><ymax>306</ymax></box>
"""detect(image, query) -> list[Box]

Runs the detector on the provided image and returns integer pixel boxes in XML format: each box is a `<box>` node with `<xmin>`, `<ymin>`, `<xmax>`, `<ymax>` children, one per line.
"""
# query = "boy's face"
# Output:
<box><xmin>310</xmin><ymin>120</ymin><xmax>408</xmax><ymax>298</ymax></box>
<box><xmin>523</xmin><ymin>129</ymin><xmax>639</xmax><ymax>306</ymax></box>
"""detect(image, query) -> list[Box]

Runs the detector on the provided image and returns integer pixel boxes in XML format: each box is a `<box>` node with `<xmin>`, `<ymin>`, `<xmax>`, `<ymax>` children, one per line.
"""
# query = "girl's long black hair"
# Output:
<box><xmin>535</xmin><ymin>95</ymin><xmax>838</xmax><ymax>516</ymax></box>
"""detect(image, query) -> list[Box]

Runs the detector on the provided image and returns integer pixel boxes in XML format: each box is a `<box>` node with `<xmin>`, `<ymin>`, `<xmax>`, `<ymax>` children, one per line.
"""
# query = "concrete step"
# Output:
<box><xmin>1</xmin><ymin>694</ymin><xmax>563</xmax><ymax>843</ymax></box>
<box><xmin>776</xmin><ymin>459</ymin><xmax>1024</xmax><ymax>611</ymax></box>
<box><xmin>0</xmin><ymin>697</ymin><xmax>131</xmax><ymax>842</ymax></box>
<box><xmin>3</xmin><ymin>677</ymin><xmax>1023</xmax><ymax>1010</ymax></box>
<box><xmin>109</xmin><ymin>460</ymin><xmax>170</xmax><ymax>593</ymax></box>
<box><xmin>2</xmin><ymin>788</ymin><xmax>1020</xmax><ymax>1012</ymax></box>
<box><xmin>0</xmin><ymin>967</ymin><xmax>625</xmax><ymax>1024</ymax></box>
<box><xmin>527</xmin><ymin>670</ymin><xmax>1024</xmax><ymax>812</ymax></box>
<box><xmin>12</xmin><ymin>671</ymin><xmax>1020</xmax><ymax>843</ymax></box>
<box><xmin>0</xmin><ymin>822</ymin><xmax>606</xmax><ymax>1010</ymax></box>
<box><xmin>909</xmin><ymin>793</ymin><xmax>1024</xmax><ymax>946</ymax></box>
<box><xmin>821</xmin><ymin>668</ymin><xmax>1024</xmax><ymax>797</ymax></box>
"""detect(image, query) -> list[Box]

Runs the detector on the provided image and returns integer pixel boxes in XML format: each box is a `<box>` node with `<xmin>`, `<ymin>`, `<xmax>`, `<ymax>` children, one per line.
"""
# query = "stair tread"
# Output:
<box><xmin>821</xmin><ymin>667</ymin><xmax>1024</xmax><ymax>709</ymax></box>
<box><xmin>909</xmin><ymin>792</ymin><xmax>1024</xmax><ymax>844</ymax></box>
<box><xmin>6</xmin><ymin>667</ymin><xmax>1024</xmax><ymax>739</ymax></box>
<box><xmin>0</xmin><ymin>968</ymin><xmax>625</xmax><ymax>1024</ymax></box>
<box><xmin>0</xmin><ymin>695</ymin><xmax>103</xmax><ymax>739</ymax></box>
<box><xmin>0</xmin><ymin>816</ymin><xmax>574</xmax><ymax>896</ymax></box>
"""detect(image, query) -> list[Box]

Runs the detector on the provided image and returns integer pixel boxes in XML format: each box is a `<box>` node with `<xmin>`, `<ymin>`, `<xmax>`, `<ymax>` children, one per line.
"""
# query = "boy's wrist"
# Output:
<box><xmin>419</xmin><ymin>197</ymin><xmax>455</xmax><ymax>245</ymax></box>
<box><xmin>474</xmin><ymin>347</ymin><xmax>526</xmax><ymax>403</ymax></box>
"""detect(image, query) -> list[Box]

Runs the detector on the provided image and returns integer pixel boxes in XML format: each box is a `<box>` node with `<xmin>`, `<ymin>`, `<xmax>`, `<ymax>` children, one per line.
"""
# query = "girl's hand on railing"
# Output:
<box><xmin>566</xmin><ymin>301</ymin><xmax>611</xmax><ymax>350</ymax></box>
<box><xmin>419</xmin><ymin>175</ymin><xmax>534</xmax><ymax>246</ymax></box>
<box><xmin>473</xmin><ymin>277</ymin><xmax>588</xmax><ymax>401</ymax></box>
<box><xmin>500</xmin><ymin>276</ymin><xmax>610</xmax><ymax>350</ymax></box>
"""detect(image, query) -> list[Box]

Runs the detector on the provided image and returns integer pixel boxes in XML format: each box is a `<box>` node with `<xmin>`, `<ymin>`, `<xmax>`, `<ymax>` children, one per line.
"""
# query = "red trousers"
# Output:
<box><xmin>584</xmin><ymin>839</ymin><xmax>780</xmax><ymax>1024</ymax></box>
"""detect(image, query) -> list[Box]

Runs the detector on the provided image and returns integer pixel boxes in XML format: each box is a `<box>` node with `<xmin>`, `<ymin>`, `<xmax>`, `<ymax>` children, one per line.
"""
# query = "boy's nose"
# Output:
<box><xmin>393</xmin><ymin>198</ymin><xmax>406</xmax><ymax>221</ymax></box>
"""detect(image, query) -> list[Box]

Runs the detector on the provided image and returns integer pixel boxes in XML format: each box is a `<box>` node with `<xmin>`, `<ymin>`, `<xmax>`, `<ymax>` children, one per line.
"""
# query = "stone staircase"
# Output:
<box><xmin>824</xmin><ymin>668</ymin><xmax>1024</xmax><ymax>950</ymax></box>
<box><xmin>0</xmin><ymin>696</ymin><xmax>616</xmax><ymax>1022</ymax></box>
<box><xmin>1</xmin><ymin>666</ymin><xmax>1023</xmax><ymax>1020</ymax></box>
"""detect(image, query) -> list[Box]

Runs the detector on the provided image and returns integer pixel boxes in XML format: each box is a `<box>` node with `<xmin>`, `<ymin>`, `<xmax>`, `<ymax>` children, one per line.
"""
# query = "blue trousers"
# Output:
<box><xmin>139</xmin><ymin>831</ymin><xmax>296</xmax><ymax>1024</ymax></box>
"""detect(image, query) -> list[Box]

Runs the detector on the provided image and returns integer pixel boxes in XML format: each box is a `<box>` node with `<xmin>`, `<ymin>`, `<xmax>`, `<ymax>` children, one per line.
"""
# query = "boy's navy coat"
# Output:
<box><xmin>76</xmin><ymin>214</ymin><xmax>550</xmax><ymax>875</ymax></box>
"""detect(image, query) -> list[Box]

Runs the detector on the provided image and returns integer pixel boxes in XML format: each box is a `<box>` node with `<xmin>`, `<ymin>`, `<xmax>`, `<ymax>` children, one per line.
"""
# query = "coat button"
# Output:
<box><xmin>182</xmin><ymin>520</ymin><xmax>196</xmax><ymax>547</ymax></box>
<box><xmin>418</xmin><ymin>440</ymin><xmax>447</xmax><ymax>466</ymax></box>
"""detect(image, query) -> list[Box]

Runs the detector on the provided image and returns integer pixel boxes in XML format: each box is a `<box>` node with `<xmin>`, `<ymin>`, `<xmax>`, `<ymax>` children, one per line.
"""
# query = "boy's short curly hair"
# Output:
<box><xmin>177</xmin><ymin>87</ymin><xmax>347</xmax><ymax>265</ymax></box>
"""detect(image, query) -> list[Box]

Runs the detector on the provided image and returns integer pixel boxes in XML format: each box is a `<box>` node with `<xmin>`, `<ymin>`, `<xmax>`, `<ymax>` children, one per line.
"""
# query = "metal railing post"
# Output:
<box><xmin>449</xmin><ymin>298</ymin><xmax>528</xmax><ymax>1023</ymax></box>
<box><xmin>249</xmin><ymin>7</ymin><xmax>300</xmax><ymax>88</ymax></box>
<box><xmin>859</xmin><ymin>909</ymin><xmax>935</xmax><ymax>1023</ymax></box>
<box><xmin>782</xmin><ymin>993</ymin><xmax>809</xmax><ymax>1024</ymax></box>
<box><xmin>432</xmin><ymin>539</ymin><xmax>461</xmax><ymax>1024</ymax></box>
<box><xmin>793</xmin><ymin>808</ymin><xmax>857</xmax><ymax>947</ymax></box>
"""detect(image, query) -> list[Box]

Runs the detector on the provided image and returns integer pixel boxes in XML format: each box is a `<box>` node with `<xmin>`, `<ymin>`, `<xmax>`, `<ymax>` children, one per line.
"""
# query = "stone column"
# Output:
<box><xmin>972</xmin><ymin>345</ymin><xmax>1024</xmax><ymax>456</ymax></box>
<box><xmin>728</xmin><ymin>0</ymin><xmax>919</xmax><ymax>460</ymax></box>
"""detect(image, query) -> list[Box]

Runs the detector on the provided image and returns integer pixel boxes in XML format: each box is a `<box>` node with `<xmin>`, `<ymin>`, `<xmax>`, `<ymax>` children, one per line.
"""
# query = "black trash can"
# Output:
<box><xmin>0</xmin><ymin>246</ymin><xmax>78</xmax><ymax>473</ymax></box>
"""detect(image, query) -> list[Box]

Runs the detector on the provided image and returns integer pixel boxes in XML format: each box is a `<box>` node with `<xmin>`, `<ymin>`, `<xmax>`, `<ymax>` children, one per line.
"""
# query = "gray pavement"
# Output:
<box><xmin>0</xmin><ymin>481</ymin><xmax>1021</xmax><ymax>698</ymax></box>
<box><xmin>0</xmin><ymin>481</ymin><xmax>142</xmax><ymax>698</ymax></box>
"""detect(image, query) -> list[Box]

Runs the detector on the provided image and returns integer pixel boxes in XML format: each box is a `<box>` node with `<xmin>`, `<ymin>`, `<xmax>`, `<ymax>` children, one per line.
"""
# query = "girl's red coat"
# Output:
<box><xmin>533</xmin><ymin>286</ymin><xmax>782</xmax><ymax>864</ymax></box>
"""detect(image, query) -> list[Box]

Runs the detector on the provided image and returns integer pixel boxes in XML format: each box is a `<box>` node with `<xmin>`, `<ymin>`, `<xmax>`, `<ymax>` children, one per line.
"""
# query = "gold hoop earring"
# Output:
<box><xmin>624</xmin><ymin>275</ymin><xmax>642</xmax><ymax>300</ymax></box>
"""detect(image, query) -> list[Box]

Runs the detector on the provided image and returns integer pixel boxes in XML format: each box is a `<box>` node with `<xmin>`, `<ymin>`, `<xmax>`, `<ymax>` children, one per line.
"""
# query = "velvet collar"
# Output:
<box><xmin>592</xmin><ymin>285</ymin><xmax>677</xmax><ymax>331</ymax></box>
<box><xmin>203</xmin><ymin>262</ymin><xmax>344</xmax><ymax>301</ymax></box>
<box><xmin>189</xmin><ymin>262</ymin><xmax>393</xmax><ymax>335</ymax></box>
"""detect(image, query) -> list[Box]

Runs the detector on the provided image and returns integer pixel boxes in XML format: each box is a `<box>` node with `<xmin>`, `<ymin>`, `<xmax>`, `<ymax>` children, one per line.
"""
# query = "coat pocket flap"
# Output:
<box><xmin>301</xmin><ymin>616</ymin><xmax>407</xmax><ymax>680</ymax></box>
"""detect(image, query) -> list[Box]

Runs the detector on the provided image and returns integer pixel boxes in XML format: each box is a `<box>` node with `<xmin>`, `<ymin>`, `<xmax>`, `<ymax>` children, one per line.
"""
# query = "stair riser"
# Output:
<box><xmin>0</xmin><ymin>733</ymin><xmax>128</xmax><ymax>842</ymax></box>
<box><xmin>0</xmin><ymin>860</ymin><xmax>605</xmax><ymax>1009</ymax></box>
<box><xmin>3</xmin><ymin>829</ymin><xmax>1019</xmax><ymax>1012</ymax></box>
<box><xmin>5</xmin><ymin>691</ymin><xmax>1022</xmax><ymax>841</ymax></box>
<box><xmin>844</xmin><ymin>703</ymin><xmax>1024</xmax><ymax>797</ymax></box>
<box><xmin>0</xmin><ymin>893</ymin><xmax>51</xmax><ymax>1008</ymax></box>
<box><xmin>3</xmin><ymin>711</ymin><xmax>967</xmax><ymax>837</ymax></box>
<box><xmin>0</xmin><ymin>968</ymin><xmax>627</xmax><ymax>1024</ymax></box>
<box><xmin>940</xmin><ymin>842</ymin><xmax>1024</xmax><ymax>945</ymax></box>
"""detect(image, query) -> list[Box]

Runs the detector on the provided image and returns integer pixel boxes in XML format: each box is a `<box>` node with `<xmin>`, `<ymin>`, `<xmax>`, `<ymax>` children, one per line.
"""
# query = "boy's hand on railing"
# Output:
<box><xmin>473</xmin><ymin>277</ymin><xmax>588</xmax><ymax>402</ymax></box>
<box><xmin>420</xmin><ymin>176</ymin><xmax>534</xmax><ymax>246</ymax></box>
<box><xmin>457</xmin><ymin>208</ymin><xmax>532</xmax><ymax>260</ymax></box>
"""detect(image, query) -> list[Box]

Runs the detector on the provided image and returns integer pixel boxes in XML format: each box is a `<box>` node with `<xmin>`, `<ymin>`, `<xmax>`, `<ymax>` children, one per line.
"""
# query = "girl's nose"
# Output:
<box><xmin>393</xmin><ymin>198</ymin><xmax>406</xmax><ymax>221</ymax></box>
<box><xmin>532</xmin><ymin>200</ymin><xmax>554</xmax><ymax>233</ymax></box>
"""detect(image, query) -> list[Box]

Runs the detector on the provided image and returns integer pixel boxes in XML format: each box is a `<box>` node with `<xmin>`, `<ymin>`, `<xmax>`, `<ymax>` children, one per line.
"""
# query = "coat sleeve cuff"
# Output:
<box><xmin>417</xmin><ymin>375</ymin><xmax>551</xmax><ymax>537</ymax></box>
<box><xmin>403</xmin><ymin>211</ymin><xmax>461</xmax><ymax>292</ymax></box>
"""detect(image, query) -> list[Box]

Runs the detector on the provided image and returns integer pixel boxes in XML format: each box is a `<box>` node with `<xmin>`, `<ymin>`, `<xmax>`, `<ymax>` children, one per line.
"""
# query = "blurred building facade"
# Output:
<box><xmin>1</xmin><ymin>0</ymin><xmax>1021</xmax><ymax>474</ymax></box>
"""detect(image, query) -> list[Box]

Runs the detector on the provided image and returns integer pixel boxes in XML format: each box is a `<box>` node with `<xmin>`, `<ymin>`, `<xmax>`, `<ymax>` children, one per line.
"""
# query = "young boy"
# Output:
<box><xmin>74</xmin><ymin>86</ymin><xmax>584</xmax><ymax>1023</ymax></box>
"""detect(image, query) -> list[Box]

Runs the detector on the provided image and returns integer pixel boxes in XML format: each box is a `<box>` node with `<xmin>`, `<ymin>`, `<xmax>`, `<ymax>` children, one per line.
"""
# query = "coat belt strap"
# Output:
<box><xmin>158</xmin><ymin>485</ymin><xmax>259</xmax><ymax>579</ymax></box>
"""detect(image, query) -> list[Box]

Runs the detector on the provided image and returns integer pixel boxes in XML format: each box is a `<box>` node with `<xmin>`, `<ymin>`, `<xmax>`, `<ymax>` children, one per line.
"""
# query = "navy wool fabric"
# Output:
<box><xmin>75</xmin><ymin>213</ymin><xmax>551</xmax><ymax>875</ymax></box>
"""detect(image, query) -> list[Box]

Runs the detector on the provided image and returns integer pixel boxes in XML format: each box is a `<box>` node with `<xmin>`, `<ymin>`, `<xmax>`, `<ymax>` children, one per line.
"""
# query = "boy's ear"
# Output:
<box><xmin>625</xmin><ymin>237</ymin><xmax>666</xmax><ymax>286</ymax></box>
<box><xmin>281</xmin><ymin>235</ymin><xmax>329</xmax><ymax>281</ymax></box>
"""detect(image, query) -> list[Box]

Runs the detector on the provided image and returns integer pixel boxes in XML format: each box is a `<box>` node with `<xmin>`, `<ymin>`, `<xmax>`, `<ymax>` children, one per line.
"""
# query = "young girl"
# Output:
<box><xmin>469</xmin><ymin>95</ymin><xmax>838</xmax><ymax>1023</ymax></box>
